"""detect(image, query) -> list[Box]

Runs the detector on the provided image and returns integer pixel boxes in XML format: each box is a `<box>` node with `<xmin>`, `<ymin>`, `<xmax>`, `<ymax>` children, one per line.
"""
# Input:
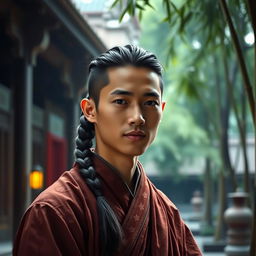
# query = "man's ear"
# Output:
<box><xmin>80</xmin><ymin>98</ymin><xmax>97</xmax><ymax>123</ymax></box>
<box><xmin>161</xmin><ymin>102</ymin><xmax>166</xmax><ymax>111</ymax></box>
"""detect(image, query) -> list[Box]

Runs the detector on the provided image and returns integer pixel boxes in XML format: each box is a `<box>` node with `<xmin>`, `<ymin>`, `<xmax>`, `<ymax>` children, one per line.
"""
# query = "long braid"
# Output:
<box><xmin>75</xmin><ymin>115</ymin><xmax>122</xmax><ymax>255</ymax></box>
<box><xmin>74</xmin><ymin>45</ymin><xmax>163</xmax><ymax>254</ymax></box>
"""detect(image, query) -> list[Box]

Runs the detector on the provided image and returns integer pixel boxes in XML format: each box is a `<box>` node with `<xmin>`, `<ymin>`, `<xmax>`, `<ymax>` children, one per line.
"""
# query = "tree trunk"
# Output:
<box><xmin>246</xmin><ymin>0</ymin><xmax>256</xmax><ymax>97</ymax></box>
<box><xmin>249</xmin><ymin>0</ymin><xmax>256</xmax><ymax>231</ymax></box>
<box><xmin>215</xmin><ymin>55</ymin><xmax>237</xmax><ymax>192</ymax></box>
<box><xmin>241</xmin><ymin>90</ymin><xmax>251</xmax><ymax>198</ymax></box>
<box><xmin>214</xmin><ymin>55</ymin><xmax>236</xmax><ymax>241</ymax></box>
<box><xmin>214</xmin><ymin>168</ymin><xmax>227</xmax><ymax>241</ymax></box>
<box><xmin>203</xmin><ymin>157</ymin><xmax>213</xmax><ymax>228</ymax></box>
<box><xmin>222</xmin><ymin>53</ymin><xmax>251</xmax><ymax>201</ymax></box>
<box><xmin>249</xmin><ymin>0</ymin><xmax>256</xmax><ymax>247</ymax></box>
<box><xmin>220</xmin><ymin>103</ymin><xmax>237</xmax><ymax>192</ymax></box>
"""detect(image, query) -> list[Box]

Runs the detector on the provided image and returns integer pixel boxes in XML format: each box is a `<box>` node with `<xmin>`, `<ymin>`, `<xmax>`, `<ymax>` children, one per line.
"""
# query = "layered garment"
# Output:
<box><xmin>14</xmin><ymin>153</ymin><xmax>202</xmax><ymax>255</ymax></box>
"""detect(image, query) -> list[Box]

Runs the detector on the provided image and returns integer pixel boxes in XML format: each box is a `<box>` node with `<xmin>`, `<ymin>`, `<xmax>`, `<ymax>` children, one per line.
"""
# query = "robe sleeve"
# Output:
<box><xmin>155</xmin><ymin>188</ymin><xmax>202</xmax><ymax>255</ymax></box>
<box><xmin>183</xmin><ymin>223</ymin><xmax>202</xmax><ymax>256</ymax></box>
<box><xmin>13</xmin><ymin>203</ymin><xmax>84</xmax><ymax>256</ymax></box>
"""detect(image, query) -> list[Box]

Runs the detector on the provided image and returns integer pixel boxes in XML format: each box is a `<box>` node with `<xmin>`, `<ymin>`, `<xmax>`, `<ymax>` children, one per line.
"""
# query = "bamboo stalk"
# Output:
<box><xmin>218</xmin><ymin>0</ymin><xmax>255</xmax><ymax>126</ymax></box>
<box><xmin>246</xmin><ymin>1</ymin><xmax>256</xmax><ymax>254</ymax></box>
<box><xmin>223</xmin><ymin>53</ymin><xmax>251</xmax><ymax>199</ymax></box>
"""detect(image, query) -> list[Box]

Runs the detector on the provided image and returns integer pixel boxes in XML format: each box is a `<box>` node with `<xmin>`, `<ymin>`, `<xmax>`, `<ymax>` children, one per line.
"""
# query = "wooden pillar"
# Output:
<box><xmin>7</xmin><ymin>6</ymin><xmax>50</xmax><ymax>236</ymax></box>
<box><xmin>64</xmin><ymin>59</ymin><xmax>89</xmax><ymax>168</ymax></box>
<box><xmin>13</xmin><ymin>57</ymin><xmax>33</xmax><ymax>234</ymax></box>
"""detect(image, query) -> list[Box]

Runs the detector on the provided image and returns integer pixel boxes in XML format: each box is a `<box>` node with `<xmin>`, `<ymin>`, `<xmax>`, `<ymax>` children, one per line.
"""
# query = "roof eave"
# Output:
<box><xmin>42</xmin><ymin>0</ymin><xmax>107</xmax><ymax>56</ymax></box>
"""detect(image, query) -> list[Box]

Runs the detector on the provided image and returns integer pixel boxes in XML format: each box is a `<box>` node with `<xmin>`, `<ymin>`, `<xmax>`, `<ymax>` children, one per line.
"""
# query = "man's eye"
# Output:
<box><xmin>113</xmin><ymin>99</ymin><xmax>127</xmax><ymax>105</ymax></box>
<box><xmin>145</xmin><ymin>100</ymin><xmax>159</xmax><ymax>106</ymax></box>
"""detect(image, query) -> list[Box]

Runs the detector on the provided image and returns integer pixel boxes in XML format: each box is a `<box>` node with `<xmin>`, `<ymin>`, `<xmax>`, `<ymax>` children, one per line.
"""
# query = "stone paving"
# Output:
<box><xmin>0</xmin><ymin>241</ymin><xmax>12</xmax><ymax>256</ymax></box>
<box><xmin>179</xmin><ymin>204</ymin><xmax>226</xmax><ymax>256</ymax></box>
<box><xmin>194</xmin><ymin>236</ymin><xmax>225</xmax><ymax>256</ymax></box>
<box><xmin>185</xmin><ymin>220</ymin><xmax>225</xmax><ymax>255</ymax></box>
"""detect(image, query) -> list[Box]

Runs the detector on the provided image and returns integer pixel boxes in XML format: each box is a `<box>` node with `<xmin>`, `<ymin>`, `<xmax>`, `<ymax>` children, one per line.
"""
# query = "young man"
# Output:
<box><xmin>13</xmin><ymin>45</ymin><xmax>202</xmax><ymax>255</ymax></box>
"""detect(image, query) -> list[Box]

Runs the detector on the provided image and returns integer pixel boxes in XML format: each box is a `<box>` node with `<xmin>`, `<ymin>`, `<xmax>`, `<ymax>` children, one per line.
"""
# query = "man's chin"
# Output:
<box><xmin>127</xmin><ymin>147</ymin><xmax>148</xmax><ymax>157</ymax></box>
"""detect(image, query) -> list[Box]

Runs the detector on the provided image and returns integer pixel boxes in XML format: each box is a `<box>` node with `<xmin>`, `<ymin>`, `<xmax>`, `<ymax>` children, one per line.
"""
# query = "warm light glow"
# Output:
<box><xmin>30</xmin><ymin>171</ymin><xmax>43</xmax><ymax>189</ymax></box>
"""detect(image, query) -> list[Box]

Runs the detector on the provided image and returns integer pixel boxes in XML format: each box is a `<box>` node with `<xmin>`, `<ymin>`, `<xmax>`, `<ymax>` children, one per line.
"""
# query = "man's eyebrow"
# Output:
<box><xmin>110</xmin><ymin>89</ymin><xmax>160</xmax><ymax>98</ymax></box>
<box><xmin>110</xmin><ymin>89</ymin><xmax>133</xmax><ymax>96</ymax></box>
<box><xmin>143</xmin><ymin>91</ymin><xmax>160</xmax><ymax>98</ymax></box>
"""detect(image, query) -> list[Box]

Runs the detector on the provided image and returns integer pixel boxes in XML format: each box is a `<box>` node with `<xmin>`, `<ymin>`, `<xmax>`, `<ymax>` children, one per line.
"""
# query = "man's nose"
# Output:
<box><xmin>128</xmin><ymin>105</ymin><xmax>145</xmax><ymax>126</ymax></box>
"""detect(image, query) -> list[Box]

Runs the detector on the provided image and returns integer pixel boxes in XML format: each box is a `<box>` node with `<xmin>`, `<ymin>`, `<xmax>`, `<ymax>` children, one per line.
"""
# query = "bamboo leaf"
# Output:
<box><xmin>139</xmin><ymin>9</ymin><xmax>143</xmax><ymax>20</ymax></box>
<box><xmin>162</xmin><ymin>16</ymin><xmax>170</xmax><ymax>23</ymax></box>
<box><xmin>163</xmin><ymin>0</ymin><xmax>172</xmax><ymax>23</ymax></box>
<box><xmin>170</xmin><ymin>2</ymin><xmax>179</xmax><ymax>14</ymax></box>
<box><xmin>119</xmin><ymin>6</ymin><xmax>129</xmax><ymax>22</ymax></box>
<box><xmin>111</xmin><ymin>0</ymin><xmax>122</xmax><ymax>8</ymax></box>
<box><xmin>179</xmin><ymin>12</ymin><xmax>192</xmax><ymax>33</ymax></box>
<box><xmin>136</xmin><ymin>3</ymin><xmax>145</xmax><ymax>10</ymax></box>
<box><xmin>145</xmin><ymin>1</ymin><xmax>155</xmax><ymax>10</ymax></box>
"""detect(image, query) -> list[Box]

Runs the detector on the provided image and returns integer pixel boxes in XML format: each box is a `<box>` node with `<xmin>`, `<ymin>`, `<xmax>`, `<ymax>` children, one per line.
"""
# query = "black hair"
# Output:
<box><xmin>88</xmin><ymin>44</ymin><xmax>163</xmax><ymax>107</ymax></box>
<box><xmin>75</xmin><ymin>45</ymin><xmax>163</xmax><ymax>255</ymax></box>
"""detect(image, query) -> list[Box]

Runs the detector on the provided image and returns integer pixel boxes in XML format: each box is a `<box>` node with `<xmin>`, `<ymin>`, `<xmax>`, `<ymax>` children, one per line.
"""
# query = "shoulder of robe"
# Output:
<box><xmin>147</xmin><ymin>178</ymin><xmax>180</xmax><ymax>214</ymax></box>
<box><xmin>29</xmin><ymin>168</ymin><xmax>93</xmax><ymax>217</ymax></box>
<box><xmin>25</xmin><ymin>201</ymin><xmax>64</xmax><ymax>221</ymax></box>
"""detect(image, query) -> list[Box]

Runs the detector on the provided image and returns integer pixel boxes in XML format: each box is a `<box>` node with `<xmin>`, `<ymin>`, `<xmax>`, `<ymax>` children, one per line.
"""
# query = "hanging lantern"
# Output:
<box><xmin>30</xmin><ymin>165</ymin><xmax>44</xmax><ymax>189</ymax></box>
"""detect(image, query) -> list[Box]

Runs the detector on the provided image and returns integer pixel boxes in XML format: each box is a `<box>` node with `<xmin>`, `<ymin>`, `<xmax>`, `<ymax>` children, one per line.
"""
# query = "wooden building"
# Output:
<box><xmin>0</xmin><ymin>0</ymin><xmax>106</xmax><ymax>244</ymax></box>
<box><xmin>72</xmin><ymin>0</ymin><xmax>141</xmax><ymax>49</ymax></box>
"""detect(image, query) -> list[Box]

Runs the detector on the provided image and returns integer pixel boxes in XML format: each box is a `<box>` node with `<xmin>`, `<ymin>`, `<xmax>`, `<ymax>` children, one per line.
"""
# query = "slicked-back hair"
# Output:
<box><xmin>88</xmin><ymin>44</ymin><xmax>163</xmax><ymax>107</ymax></box>
<box><xmin>75</xmin><ymin>45</ymin><xmax>163</xmax><ymax>255</ymax></box>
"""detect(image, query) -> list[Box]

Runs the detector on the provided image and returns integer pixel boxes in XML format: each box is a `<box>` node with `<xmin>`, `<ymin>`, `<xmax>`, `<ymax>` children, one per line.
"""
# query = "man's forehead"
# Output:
<box><xmin>107</xmin><ymin>65</ymin><xmax>159</xmax><ymax>78</ymax></box>
<box><xmin>106</xmin><ymin>66</ymin><xmax>161</xmax><ymax>89</ymax></box>
<box><xmin>109</xmin><ymin>88</ymin><xmax>161</xmax><ymax>98</ymax></box>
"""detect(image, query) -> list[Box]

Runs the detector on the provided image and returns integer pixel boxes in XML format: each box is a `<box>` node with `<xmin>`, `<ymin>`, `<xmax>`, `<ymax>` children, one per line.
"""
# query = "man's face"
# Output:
<box><xmin>88</xmin><ymin>66</ymin><xmax>163</xmax><ymax>162</ymax></box>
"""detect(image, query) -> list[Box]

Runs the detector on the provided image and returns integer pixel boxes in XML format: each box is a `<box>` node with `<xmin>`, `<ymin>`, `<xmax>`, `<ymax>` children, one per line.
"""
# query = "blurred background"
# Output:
<box><xmin>0</xmin><ymin>0</ymin><xmax>255</xmax><ymax>255</ymax></box>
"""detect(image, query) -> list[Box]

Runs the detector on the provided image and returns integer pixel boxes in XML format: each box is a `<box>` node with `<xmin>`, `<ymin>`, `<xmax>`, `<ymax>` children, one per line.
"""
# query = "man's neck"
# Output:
<box><xmin>95</xmin><ymin>148</ymin><xmax>138</xmax><ymax>186</ymax></box>
<box><xmin>114</xmin><ymin>156</ymin><xmax>138</xmax><ymax>187</ymax></box>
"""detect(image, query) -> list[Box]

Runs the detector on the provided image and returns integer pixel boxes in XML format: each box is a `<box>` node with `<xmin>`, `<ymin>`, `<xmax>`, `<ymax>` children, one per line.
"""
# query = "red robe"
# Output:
<box><xmin>13</xmin><ymin>154</ymin><xmax>202</xmax><ymax>255</ymax></box>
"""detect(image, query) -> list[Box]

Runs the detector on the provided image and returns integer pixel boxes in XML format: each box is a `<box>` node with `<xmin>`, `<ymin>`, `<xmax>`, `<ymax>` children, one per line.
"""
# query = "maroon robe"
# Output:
<box><xmin>13</xmin><ymin>154</ymin><xmax>202</xmax><ymax>255</ymax></box>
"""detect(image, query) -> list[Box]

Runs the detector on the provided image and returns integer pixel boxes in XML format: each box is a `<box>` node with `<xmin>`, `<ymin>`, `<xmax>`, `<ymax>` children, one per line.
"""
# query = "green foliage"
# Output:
<box><xmin>113</xmin><ymin>0</ymin><xmax>254</xmax><ymax>179</ymax></box>
<box><xmin>138</xmin><ymin>0</ymin><xmax>221</xmax><ymax>177</ymax></box>
<box><xmin>140</xmin><ymin>87</ymin><xmax>215</xmax><ymax>177</ymax></box>
<box><xmin>112</xmin><ymin>0</ymin><xmax>255</xmax><ymax>246</ymax></box>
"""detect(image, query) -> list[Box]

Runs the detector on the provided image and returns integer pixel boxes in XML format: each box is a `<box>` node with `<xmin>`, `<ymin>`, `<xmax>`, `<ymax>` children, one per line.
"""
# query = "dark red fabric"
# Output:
<box><xmin>13</xmin><ymin>155</ymin><xmax>202</xmax><ymax>255</ymax></box>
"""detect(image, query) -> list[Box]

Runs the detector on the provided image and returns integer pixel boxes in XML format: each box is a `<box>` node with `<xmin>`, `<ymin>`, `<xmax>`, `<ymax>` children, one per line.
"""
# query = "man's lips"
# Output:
<box><xmin>124</xmin><ymin>131</ymin><xmax>146</xmax><ymax>136</ymax></box>
<box><xmin>124</xmin><ymin>131</ymin><xmax>146</xmax><ymax>141</ymax></box>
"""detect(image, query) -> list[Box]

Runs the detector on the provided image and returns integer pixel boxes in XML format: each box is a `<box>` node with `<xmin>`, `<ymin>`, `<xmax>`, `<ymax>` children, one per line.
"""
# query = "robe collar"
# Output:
<box><xmin>91</xmin><ymin>152</ymin><xmax>141</xmax><ymax>198</ymax></box>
